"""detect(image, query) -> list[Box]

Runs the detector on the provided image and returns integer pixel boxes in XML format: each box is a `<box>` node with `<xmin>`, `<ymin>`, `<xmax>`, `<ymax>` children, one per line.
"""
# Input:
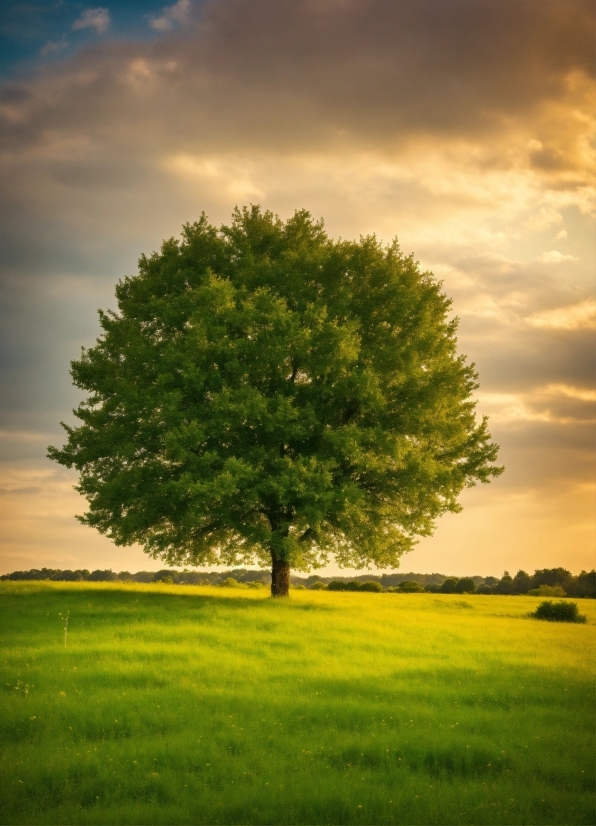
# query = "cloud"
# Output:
<box><xmin>527</xmin><ymin>299</ymin><xmax>596</xmax><ymax>330</ymax></box>
<box><xmin>149</xmin><ymin>0</ymin><xmax>191</xmax><ymax>31</ymax></box>
<box><xmin>537</xmin><ymin>250</ymin><xmax>579</xmax><ymax>263</ymax></box>
<box><xmin>40</xmin><ymin>38</ymin><xmax>69</xmax><ymax>58</ymax></box>
<box><xmin>477</xmin><ymin>383</ymin><xmax>596</xmax><ymax>426</ymax></box>
<box><xmin>0</xmin><ymin>0</ymin><xmax>590</xmax><ymax>164</ymax></box>
<box><xmin>0</xmin><ymin>486</ymin><xmax>42</xmax><ymax>496</ymax></box>
<box><xmin>72</xmin><ymin>8</ymin><xmax>111</xmax><ymax>35</ymax></box>
<box><xmin>542</xmin><ymin>384</ymin><xmax>596</xmax><ymax>402</ymax></box>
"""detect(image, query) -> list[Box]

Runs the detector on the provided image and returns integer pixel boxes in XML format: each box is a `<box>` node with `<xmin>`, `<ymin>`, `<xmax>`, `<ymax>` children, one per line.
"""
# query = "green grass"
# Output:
<box><xmin>1</xmin><ymin>582</ymin><xmax>594</xmax><ymax>825</ymax></box>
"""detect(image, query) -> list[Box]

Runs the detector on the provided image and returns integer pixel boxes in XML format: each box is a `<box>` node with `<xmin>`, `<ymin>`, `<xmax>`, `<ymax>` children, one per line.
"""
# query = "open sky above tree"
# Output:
<box><xmin>0</xmin><ymin>0</ymin><xmax>594</xmax><ymax>576</ymax></box>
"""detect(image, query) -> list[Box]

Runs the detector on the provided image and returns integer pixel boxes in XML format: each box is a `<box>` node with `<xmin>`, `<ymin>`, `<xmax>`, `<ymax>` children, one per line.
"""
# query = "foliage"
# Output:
<box><xmin>86</xmin><ymin>569</ymin><xmax>119</xmax><ymax>582</ymax></box>
<box><xmin>530</xmin><ymin>568</ymin><xmax>572</xmax><ymax>590</ymax></box>
<box><xmin>397</xmin><ymin>580</ymin><xmax>424</xmax><ymax>592</ymax></box>
<box><xmin>528</xmin><ymin>585</ymin><xmax>566</xmax><ymax>597</ymax></box>
<box><xmin>48</xmin><ymin>207</ymin><xmax>502</xmax><ymax>589</ymax></box>
<box><xmin>219</xmin><ymin>577</ymin><xmax>247</xmax><ymax>589</ymax></box>
<box><xmin>3</xmin><ymin>565</ymin><xmax>594</xmax><ymax>599</ymax></box>
<box><xmin>359</xmin><ymin>580</ymin><xmax>383</xmax><ymax>592</ymax></box>
<box><xmin>531</xmin><ymin>600</ymin><xmax>587</xmax><ymax>623</ymax></box>
<box><xmin>440</xmin><ymin>577</ymin><xmax>459</xmax><ymax>594</ymax></box>
<box><xmin>154</xmin><ymin>571</ymin><xmax>176</xmax><ymax>584</ymax></box>
<box><xmin>454</xmin><ymin>577</ymin><xmax>476</xmax><ymax>594</ymax></box>
<box><xmin>309</xmin><ymin>581</ymin><xmax>327</xmax><ymax>590</ymax></box>
<box><xmin>493</xmin><ymin>572</ymin><xmax>513</xmax><ymax>595</ymax></box>
<box><xmin>328</xmin><ymin>580</ymin><xmax>349</xmax><ymax>591</ymax></box>
<box><xmin>0</xmin><ymin>582</ymin><xmax>593</xmax><ymax>825</ymax></box>
<box><xmin>568</xmin><ymin>570</ymin><xmax>596</xmax><ymax>599</ymax></box>
<box><xmin>511</xmin><ymin>570</ymin><xmax>532</xmax><ymax>594</ymax></box>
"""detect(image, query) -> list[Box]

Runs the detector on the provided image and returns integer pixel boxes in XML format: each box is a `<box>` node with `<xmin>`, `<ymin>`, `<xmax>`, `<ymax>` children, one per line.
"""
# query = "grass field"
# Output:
<box><xmin>1</xmin><ymin>582</ymin><xmax>594</xmax><ymax>825</ymax></box>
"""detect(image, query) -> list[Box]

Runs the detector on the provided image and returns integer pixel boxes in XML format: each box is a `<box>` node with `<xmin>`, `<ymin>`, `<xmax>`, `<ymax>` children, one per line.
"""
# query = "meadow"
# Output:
<box><xmin>0</xmin><ymin>581</ymin><xmax>594</xmax><ymax>825</ymax></box>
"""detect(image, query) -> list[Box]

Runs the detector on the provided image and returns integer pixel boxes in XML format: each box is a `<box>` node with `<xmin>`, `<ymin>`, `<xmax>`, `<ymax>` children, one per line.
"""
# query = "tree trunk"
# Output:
<box><xmin>271</xmin><ymin>555</ymin><xmax>290</xmax><ymax>597</ymax></box>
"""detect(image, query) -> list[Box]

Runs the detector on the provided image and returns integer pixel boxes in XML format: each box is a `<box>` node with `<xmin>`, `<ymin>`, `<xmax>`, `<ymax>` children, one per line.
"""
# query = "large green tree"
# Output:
<box><xmin>49</xmin><ymin>207</ymin><xmax>502</xmax><ymax>596</ymax></box>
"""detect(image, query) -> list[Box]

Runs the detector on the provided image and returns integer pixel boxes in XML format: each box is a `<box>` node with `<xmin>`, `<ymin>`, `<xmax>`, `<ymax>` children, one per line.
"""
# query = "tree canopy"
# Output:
<box><xmin>48</xmin><ymin>207</ymin><xmax>503</xmax><ymax>595</ymax></box>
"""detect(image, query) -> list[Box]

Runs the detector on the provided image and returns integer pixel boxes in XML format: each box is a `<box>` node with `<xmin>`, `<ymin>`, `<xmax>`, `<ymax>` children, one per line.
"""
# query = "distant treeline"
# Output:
<box><xmin>1</xmin><ymin>566</ymin><xmax>594</xmax><ymax>597</ymax></box>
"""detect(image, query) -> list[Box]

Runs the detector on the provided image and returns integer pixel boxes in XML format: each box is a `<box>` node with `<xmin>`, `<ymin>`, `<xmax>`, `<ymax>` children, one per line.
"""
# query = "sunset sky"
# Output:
<box><xmin>0</xmin><ymin>0</ymin><xmax>594</xmax><ymax>578</ymax></box>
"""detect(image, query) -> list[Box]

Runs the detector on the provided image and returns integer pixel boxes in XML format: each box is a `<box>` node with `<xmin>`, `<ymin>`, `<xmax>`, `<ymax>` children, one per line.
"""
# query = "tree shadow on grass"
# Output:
<box><xmin>0</xmin><ymin>581</ymin><xmax>338</xmax><ymax>621</ymax></box>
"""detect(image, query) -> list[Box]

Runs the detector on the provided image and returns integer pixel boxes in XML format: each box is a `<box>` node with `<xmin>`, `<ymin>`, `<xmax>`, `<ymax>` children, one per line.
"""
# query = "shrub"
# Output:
<box><xmin>247</xmin><ymin>581</ymin><xmax>266</xmax><ymax>589</ymax></box>
<box><xmin>440</xmin><ymin>577</ymin><xmax>458</xmax><ymax>594</ymax></box>
<box><xmin>156</xmin><ymin>575</ymin><xmax>174</xmax><ymax>585</ymax></box>
<box><xmin>476</xmin><ymin>584</ymin><xmax>493</xmax><ymax>595</ymax></box>
<box><xmin>528</xmin><ymin>585</ymin><xmax>565</xmax><ymax>597</ymax></box>
<box><xmin>291</xmin><ymin>583</ymin><xmax>306</xmax><ymax>590</ymax></box>
<box><xmin>359</xmin><ymin>581</ymin><xmax>383</xmax><ymax>592</ymax></box>
<box><xmin>531</xmin><ymin>600</ymin><xmax>587</xmax><ymax>623</ymax></box>
<box><xmin>398</xmin><ymin>580</ymin><xmax>424</xmax><ymax>593</ymax></box>
<box><xmin>309</xmin><ymin>581</ymin><xmax>327</xmax><ymax>590</ymax></box>
<box><xmin>219</xmin><ymin>577</ymin><xmax>247</xmax><ymax>588</ymax></box>
<box><xmin>327</xmin><ymin>580</ymin><xmax>347</xmax><ymax>591</ymax></box>
<box><xmin>346</xmin><ymin>580</ymin><xmax>362</xmax><ymax>591</ymax></box>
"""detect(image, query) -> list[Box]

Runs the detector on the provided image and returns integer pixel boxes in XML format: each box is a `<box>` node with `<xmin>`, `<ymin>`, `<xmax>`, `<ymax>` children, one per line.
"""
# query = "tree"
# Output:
<box><xmin>530</xmin><ymin>568</ymin><xmax>572</xmax><ymax>591</ymax></box>
<box><xmin>511</xmin><ymin>569</ymin><xmax>532</xmax><ymax>594</ymax></box>
<box><xmin>48</xmin><ymin>207</ymin><xmax>502</xmax><ymax>597</ymax></box>
<box><xmin>454</xmin><ymin>577</ymin><xmax>476</xmax><ymax>594</ymax></box>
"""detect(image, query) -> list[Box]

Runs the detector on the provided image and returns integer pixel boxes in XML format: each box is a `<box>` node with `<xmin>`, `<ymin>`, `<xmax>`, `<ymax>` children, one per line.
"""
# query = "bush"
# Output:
<box><xmin>291</xmin><ymin>583</ymin><xmax>306</xmax><ymax>590</ymax></box>
<box><xmin>440</xmin><ymin>577</ymin><xmax>458</xmax><ymax>594</ymax></box>
<box><xmin>397</xmin><ymin>580</ymin><xmax>424</xmax><ymax>593</ymax></box>
<box><xmin>528</xmin><ymin>585</ymin><xmax>565</xmax><ymax>597</ymax></box>
<box><xmin>359</xmin><ymin>581</ymin><xmax>383</xmax><ymax>592</ymax></box>
<box><xmin>531</xmin><ymin>600</ymin><xmax>587</xmax><ymax>623</ymax></box>
<box><xmin>327</xmin><ymin>580</ymin><xmax>347</xmax><ymax>591</ymax></box>
<box><xmin>476</xmin><ymin>584</ymin><xmax>493</xmax><ymax>595</ymax></box>
<box><xmin>247</xmin><ymin>581</ymin><xmax>266</xmax><ymax>589</ymax></box>
<box><xmin>156</xmin><ymin>575</ymin><xmax>174</xmax><ymax>585</ymax></box>
<box><xmin>219</xmin><ymin>577</ymin><xmax>247</xmax><ymax>588</ymax></box>
<box><xmin>309</xmin><ymin>581</ymin><xmax>327</xmax><ymax>590</ymax></box>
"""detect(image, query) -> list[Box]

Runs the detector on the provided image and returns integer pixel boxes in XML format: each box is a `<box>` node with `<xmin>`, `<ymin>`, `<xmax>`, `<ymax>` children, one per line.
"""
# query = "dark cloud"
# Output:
<box><xmin>0</xmin><ymin>0</ymin><xmax>593</xmax><ymax>158</ymax></box>
<box><xmin>197</xmin><ymin>0</ymin><xmax>593</xmax><ymax>143</ymax></box>
<box><xmin>465</xmin><ymin>326</ymin><xmax>595</xmax><ymax>389</ymax></box>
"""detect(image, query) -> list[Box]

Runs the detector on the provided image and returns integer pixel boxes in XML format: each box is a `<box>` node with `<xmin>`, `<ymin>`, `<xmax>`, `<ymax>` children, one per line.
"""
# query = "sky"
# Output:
<box><xmin>0</xmin><ymin>0</ymin><xmax>594</xmax><ymax>578</ymax></box>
